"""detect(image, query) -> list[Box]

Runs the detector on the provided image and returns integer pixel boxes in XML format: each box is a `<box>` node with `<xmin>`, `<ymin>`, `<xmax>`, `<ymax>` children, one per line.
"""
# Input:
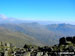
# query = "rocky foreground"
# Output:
<box><xmin>0</xmin><ymin>36</ymin><xmax>75</xmax><ymax>56</ymax></box>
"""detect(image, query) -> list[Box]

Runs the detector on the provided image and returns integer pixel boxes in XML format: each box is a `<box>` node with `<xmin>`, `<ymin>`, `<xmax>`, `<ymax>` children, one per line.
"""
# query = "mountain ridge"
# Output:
<box><xmin>0</xmin><ymin>22</ymin><xmax>75</xmax><ymax>47</ymax></box>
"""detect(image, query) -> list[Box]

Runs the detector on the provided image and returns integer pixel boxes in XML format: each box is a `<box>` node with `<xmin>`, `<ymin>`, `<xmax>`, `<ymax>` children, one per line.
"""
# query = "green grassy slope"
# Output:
<box><xmin>0</xmin><ymin>27</ymin><xmax>43</xmax><ymax>47</ymax></box>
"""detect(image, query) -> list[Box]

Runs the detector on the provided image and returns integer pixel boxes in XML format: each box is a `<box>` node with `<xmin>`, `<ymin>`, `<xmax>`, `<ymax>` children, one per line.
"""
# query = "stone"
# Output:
<box><xmin>4</xmin><ymin>51</ymin><xmax>8</xmax><ymax>56</ymax></box>
<box><xmin>24</xmin><ymin>52</ymin><xmax>31</xmax><ymax>56</ymax></box>
<box><xmin>36</xmin><ymin>52</ymin><xmax>43</xmax><ymax>56</ymax></box>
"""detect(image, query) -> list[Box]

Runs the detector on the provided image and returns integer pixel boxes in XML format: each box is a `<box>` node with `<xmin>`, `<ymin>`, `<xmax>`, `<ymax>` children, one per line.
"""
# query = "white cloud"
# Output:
<box><xmin>0</xmin><ymin>14</ymin><xmax>15</xmax><ymax>21</ymax></box>
<box><xmin>0</xmin><ymin>14</ymin><xmax>7</xmax><ymax>20</ymax></box>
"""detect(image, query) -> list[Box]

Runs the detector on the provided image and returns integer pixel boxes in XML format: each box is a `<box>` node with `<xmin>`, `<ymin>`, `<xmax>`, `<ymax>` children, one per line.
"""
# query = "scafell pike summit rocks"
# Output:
<box><xmin>0</xmin><ymin>36</ymin><xmax>75</xmax><ymax>56</ymax></box>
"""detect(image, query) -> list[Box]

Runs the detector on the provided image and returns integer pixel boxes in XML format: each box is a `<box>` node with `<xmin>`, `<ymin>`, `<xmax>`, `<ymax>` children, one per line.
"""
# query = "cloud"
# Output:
<box><xmin>0</xmin><ymin>14</ymin><xmax>17</xmax><ymax>23</ymax></box>
<box><xmin>0</xmin><ymin>14</ymin><xmax>15</xmax><ymax>21</ymax></box>
<box><xmin>0</xmin><ymin>14</ymin><xmax>7</xmax><ymax>20</ymax></box>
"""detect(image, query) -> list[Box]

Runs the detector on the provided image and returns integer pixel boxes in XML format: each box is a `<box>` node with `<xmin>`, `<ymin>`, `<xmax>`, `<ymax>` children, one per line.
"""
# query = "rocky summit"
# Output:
<box><xmin>0</xmin><ymin>36</ymin><xmax>75</xmax><ymax>56</ymax></box>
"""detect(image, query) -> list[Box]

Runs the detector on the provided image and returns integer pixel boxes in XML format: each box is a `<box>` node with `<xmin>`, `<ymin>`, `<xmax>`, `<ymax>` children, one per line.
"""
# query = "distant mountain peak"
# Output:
<box><xmin>31</xmin><ymin>22</ymin><xmax>39</xmax><ymax>25</ymax></box>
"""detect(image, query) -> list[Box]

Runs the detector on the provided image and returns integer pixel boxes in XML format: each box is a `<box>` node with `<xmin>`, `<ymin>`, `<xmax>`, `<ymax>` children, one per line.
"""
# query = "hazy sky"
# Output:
<box><xmin>0</xmin><ymin>0</ymin><xmax>75</xmax><ymax>23</ymax></box>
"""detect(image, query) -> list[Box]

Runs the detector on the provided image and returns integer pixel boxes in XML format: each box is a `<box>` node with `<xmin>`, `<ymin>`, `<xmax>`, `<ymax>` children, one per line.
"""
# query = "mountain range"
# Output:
<box><xmin>0</xmin><ymin>16</ymin><xmax>75</xmax><ymax>47</ymax></box>
<box><xmin>0</xmin><ymin>20</ymin><xmax>75</xmax><ymax>47</ymax></box>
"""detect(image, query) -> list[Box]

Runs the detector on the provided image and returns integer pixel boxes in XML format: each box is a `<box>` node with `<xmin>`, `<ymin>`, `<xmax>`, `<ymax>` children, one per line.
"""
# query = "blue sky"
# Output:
<box><xmin>0</xmin><ymin>0</ymin><xmax>75</xmax><ymax>23</ymax></box>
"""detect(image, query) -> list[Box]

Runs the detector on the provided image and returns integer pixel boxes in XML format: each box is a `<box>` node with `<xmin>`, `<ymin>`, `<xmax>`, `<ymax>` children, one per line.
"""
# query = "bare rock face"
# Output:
<box><xmin>59</xmin><ymin>37</ymin><xmax>66</xmax><ymax>45</ymax></box>
<box><xmin>72</xmin><ymin>36</ymin><xmax>75</xmax><ymax>44</ymax></box>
